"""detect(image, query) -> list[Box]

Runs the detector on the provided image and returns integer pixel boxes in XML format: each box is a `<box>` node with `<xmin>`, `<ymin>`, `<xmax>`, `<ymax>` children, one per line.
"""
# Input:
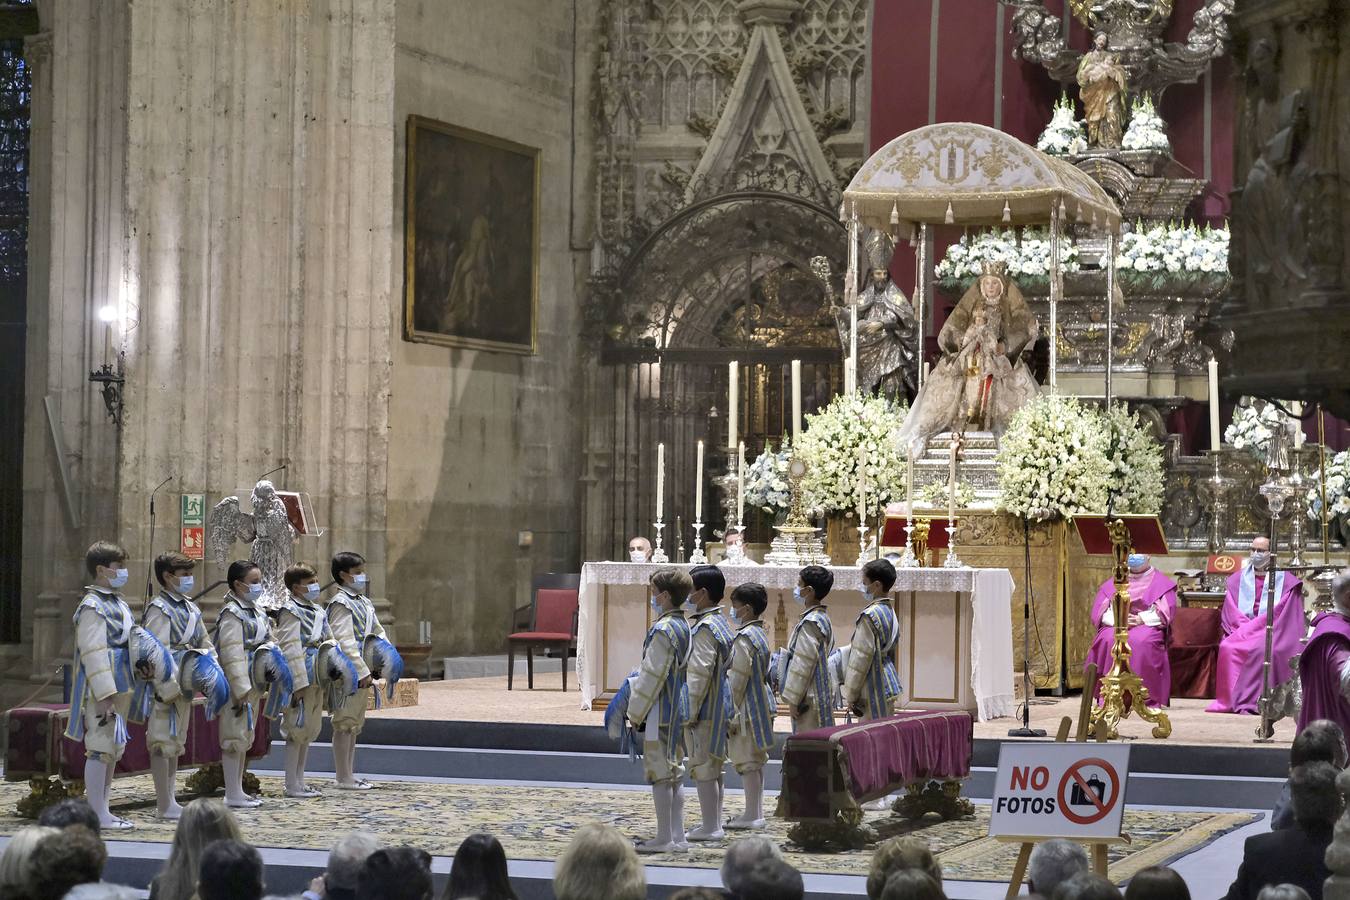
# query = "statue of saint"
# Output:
<box><xmin>835</xmin><ymin>230</ymin><xmax>919</xmax><ymax>402</ymax></box>
<box><xmin>896</xmin><ymin>261</ymin><xmax>1040</xmax><ymax>453</ymax></box>
<box><xmin>1077</xmin><ymin>32</ymin><xmax>1129</xmax><ymax>149</ymax></box>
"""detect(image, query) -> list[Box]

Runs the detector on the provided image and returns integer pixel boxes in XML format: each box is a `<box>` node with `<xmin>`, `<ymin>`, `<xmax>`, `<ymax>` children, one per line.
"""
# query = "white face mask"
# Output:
<box><xmin>352</xmin><ymin>573</ymin><xmax>369</xmax><ymax>587</ymax></box>
<box><xmin>107</xmin><ymin>567</ymin><xmax>129</xmax><ymax>589</ymax></box>
<box><xmin>793</xmin><ymin>586</ymin><xmax>806</xmax><ymax>605</ymax></box>
<box><xmin>630</xmin><ymin>549</ymin><xmax>647</xmax><ymax>563</ymax></box>
<box><xmin>1250</xmin><ymin>549</ymin><xmax>1271</xmax><ymax>568</ymax></box>
<box><xmin>304</xmin><ymin>583</ymin><xmax>321</xmax><ymax>601</ymax></box>
<box><xmin>240</xmin><ymin>582</ymin><xmax>264</xmax><ymax>601</ymax></box>
<box><xmin>177</xmin><ymin>574</ymin><xmax>195</xmax><ymax>594</ymax></box>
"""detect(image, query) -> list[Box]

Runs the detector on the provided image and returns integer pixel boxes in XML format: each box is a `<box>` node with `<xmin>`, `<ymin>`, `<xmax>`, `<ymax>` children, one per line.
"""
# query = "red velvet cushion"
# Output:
<box><xmin>1172</xmin><ymin>606</ymin><xmax>1222</xmax><ymax>647</ymax></box>
<box><xmin>508</xmin><ymin>631</ymin><xmax>573</xmax><ymax>642</ymax></box>
<box><xmin>533</xmin><ymin>589</ymin><xmax>579</xmax><ymax>636</ymax></box>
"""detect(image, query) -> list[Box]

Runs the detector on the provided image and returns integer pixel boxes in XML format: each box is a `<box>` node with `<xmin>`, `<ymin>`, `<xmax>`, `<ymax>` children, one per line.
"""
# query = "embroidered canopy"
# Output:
<box><xmin>843</xmin><ymin>122</ymin><xmax>1121</xmax><ymax>231</ymax></box>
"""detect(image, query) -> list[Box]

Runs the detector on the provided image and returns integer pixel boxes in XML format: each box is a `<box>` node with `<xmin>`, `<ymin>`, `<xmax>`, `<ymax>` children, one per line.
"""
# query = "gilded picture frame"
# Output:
<box><xmin>404</xmin><ymin>115</ymin><xmax>540</xmax><ymax>354</ymax></box>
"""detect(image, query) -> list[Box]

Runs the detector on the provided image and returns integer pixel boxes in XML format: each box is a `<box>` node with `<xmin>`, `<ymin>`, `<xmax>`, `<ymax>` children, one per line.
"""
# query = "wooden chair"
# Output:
<box><xmin>507</xmin><ymin>574</ymin><xmax>580</xmax><ymax>691</ymax></box>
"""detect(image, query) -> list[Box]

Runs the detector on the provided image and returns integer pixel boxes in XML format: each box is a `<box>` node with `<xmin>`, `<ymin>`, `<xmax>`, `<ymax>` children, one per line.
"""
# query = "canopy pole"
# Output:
<box><xmin>1049</xmin><ymin>202</ymin><xmax>1061</xmax><ymax>392</ymax></box>
<box><xmin>916</xmin><ymin>222</ymin><xmax>930</xmax><ymax>391</ymax></box>
<box><xmin>1105</xmin><ymin>230</ymin><xmax>1116</xmax><ymax>408</ymax></box>
<box><xmin>845</xmin><ymin>203</ymin><xmax>859</xmax><ymax>395</ymax></box>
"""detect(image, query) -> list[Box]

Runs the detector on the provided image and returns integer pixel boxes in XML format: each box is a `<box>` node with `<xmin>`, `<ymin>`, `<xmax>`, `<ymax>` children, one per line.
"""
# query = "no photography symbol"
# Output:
<box><xmin>1056</xmin><ymin>757</ymin><xmax>1121</xmax><ymax>826</ymax></box>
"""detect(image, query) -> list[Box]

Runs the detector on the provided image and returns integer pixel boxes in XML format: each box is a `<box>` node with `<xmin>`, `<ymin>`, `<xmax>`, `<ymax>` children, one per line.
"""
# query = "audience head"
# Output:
<box><xmin>690</xmin><ymin>565</ymin><xmax>726</xmax><ymax>607</ymax></box>
<box><xmin>1124</xmin><ymin>867</ymin><xmax>1190</xmax><ymax>900</ymax></box>
<box><xmin>37</xmin><ymin>797</ymin><xmax>100</xmax><ymax>834</ymax></box>
<box><xmin>720</xmin><ymin>836</ymin><xmax>783</xmax><ymax>895</ymax></box>
<box><xmin>650</xmin><ymin>568</ymin><xmax>694</xmax><ymax>611</ymax></box>
<box><xmin>867</xmin><ymin>836</ymin><xmax>943</xmax><ymax>898</ymax></box>
<box><xmin>1291</xmin><ymin>760</ymin><xmax>1344</xmax><ymax>830</ymax></box>
<box><xmin>628</xmin><ymin>536</ymin><xmax>653</xmax><ymax>562</ymax></box>
<box><xmin>1053</xmin><ymin>872</ymin><xmax>1123</xmax><ymax>900</ymax></box>
<box><xmin>880</xmin><ymin>869</ymin><xmax>945</xmax><ymax>900</ymax></box>
<box><xmin>356</xmin><ymin>846</ymin><xmax>433</xmax><ymax>900</ymax></box>
<box><xmin>553</xmin><ymin>823</ymin><xmax>645</xmax><ymax>900</ymax></box>
<box><xmin>324</xmin><ymin>831</ymin><xmax>382</xmax><ymax>899</ymax></box>
<box><xmin>1256</xmin><ymin>887</ymin><xmax>1312</xmax><ymax>900</ymax></box>
<box><xmin>0</xmin><ymin>825</ymin><xmax>59</xmax><ymax>897</ymax></box>
<box><xmin>1333</xmin><ymin>569</ymin><xmax>1350</xmax><ymax>615</ymax></box>
<box><xmin>1291</xmin><ymin>720</ymin><xmax>1348</xmax><ymax>769</ymax></box>
<box><xmin>862</xmin><ymin>558</ymin><xmax>898</xmax><ymax>595</ymax></box>
<box><xmin>1027</xmin><ymin>839</ymin><xmax>1089</xmax><ymax>898</ymax></box>
<box><xmin>669</xmin><ymin>890</ymin><xmax>725</xmax><ymax>900</ymax></box>
<box><xmin>736</xmin><ymin>857</ymin><xmax>805</xmax><ymax>900</ymax></box>
<box><xmin>730</xmin><ymin>582</ymin><xmax>769</xmax><ymax>622</ymax></box>
<box><xmin>444</xmin><ymin>832</ymin><xmax>516</xmax><ymax>900</ymax></box>
<box><xmin>154</xmin><ymin>798</ymin><xmax>243</xmax><ymax>900</ymax></box>
<box><xmin>27</xmin><ymin>825</ymin><xmax>107</xmax><ymax>900</ymax></box>
<box><xmin>197</xmin><ymin>839</ymin><xmax>263</xmax><ymax>900</ymax></box>
<box><xmin>798</xmin><ymin>565</ymin><xmax>834</xmax><ymax>603</ymax></box>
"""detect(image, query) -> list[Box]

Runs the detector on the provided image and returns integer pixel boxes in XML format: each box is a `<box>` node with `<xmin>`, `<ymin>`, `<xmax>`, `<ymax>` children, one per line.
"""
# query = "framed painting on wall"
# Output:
<box><xmin>404</xmin><ymin>115</ymin><xmax>539</xmax><ymax>354</ymax></box>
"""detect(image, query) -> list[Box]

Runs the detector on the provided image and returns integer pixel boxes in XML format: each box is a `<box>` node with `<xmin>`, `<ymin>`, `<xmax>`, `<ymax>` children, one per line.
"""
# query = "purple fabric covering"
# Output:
<box><xmin>1297</xmin><ymin>612</ymin><xmax>1350</xmax><ymax>737</ymax></box>
<box><xmin>1207</xmin><ymin>571</ymin><xmax>1305</xmax><ymax>715</ymax></box>
<box><xmin>1084</xmin><ymin>569</ymin><xmax>1178</xmax><ymax>707</ymax></box>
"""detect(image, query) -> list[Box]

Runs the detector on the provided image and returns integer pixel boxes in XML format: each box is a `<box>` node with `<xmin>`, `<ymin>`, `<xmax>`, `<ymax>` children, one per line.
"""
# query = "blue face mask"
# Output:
<box><xmin>177</xmin><ymin>575</ymin><xmax>195</xmax><ymax>594</ymax></box>
<box><xmin>650</xmin><ymin>594</ymin><xmax>664</xmax><ymax>615</ymax></box>
<box><xmin>728</xmin><ymin>608</ymin><xmax>741</xmax><ymax>626</ymax></box>
<box><xmin>304</xmin><ymin>583</ymin><xmax>321</xmax><ymax>601</ymax></box>
<box><xmin>108</xmin><ymin>568</ymin><xmax>129</xmax><ymax>589</ymax></box>
<box><xmin>352</xmin><ymin>573</ymin><xmax>369</xmax><ymax>587</ymax></box>
<box><xmin>1127</xmin><ymin>554</ymin><xmax>1147</xmax><ymax>571</ymax></box>
<box><xmin>793</xmin><ymin>586</ymin><xmax>806</xmax><ymax>605</ymax></box>
<box><xmin>241</xmin><ymin>582</ymin><xmax>264</xmax><ymax>601</ymax></box>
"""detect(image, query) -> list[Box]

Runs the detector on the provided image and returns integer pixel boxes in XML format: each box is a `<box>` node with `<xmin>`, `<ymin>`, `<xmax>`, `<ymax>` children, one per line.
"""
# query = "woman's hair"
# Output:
<box><xmin>867</xmin><ymin>836</ymin><xmax>944</xmax><ymax>899</ymax></box>
<box><xmin>553</xmin><ymin>824</ymin><xmax>645</xmax><ymax>900</ymax></box>
<box><xmin>152</xmin><ymin>799</ymin><xmax>243</xmax><ymax>900</ymax></box>
<box><xmin>443</xmin><ymin>833</ymin><xmax>517</xmax><ymax>900</ymax></box>
<box><xmin>1124</xmin><ymin>866</ymin><xmax>1190</xmax><ymax>900</ymax></box>
<box><xmin>880</xmin><ymin>869</ymin><xmax>946</xmax><ymax>900</ymax></box>
<box><xmin>0</xmin><ymin>826</ymin><xmax>59</xmax><ymax>894</ymax></box>
<box><xmin>226</xmin><ymin>560</ymin><xmax>260</xmax><ymax>592</ymax></box>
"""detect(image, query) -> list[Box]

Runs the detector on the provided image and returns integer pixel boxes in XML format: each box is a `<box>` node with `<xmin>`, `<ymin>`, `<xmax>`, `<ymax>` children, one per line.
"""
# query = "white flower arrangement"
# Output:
<box><xmin>744</xmin><ymin>441</ymin><xmax>793</xmax><ymax>515</ymax></box>
<box><xmin>1224</xmin><ymin>400</ymin><xmax>1291</xmax><ymax>461</ymax></box>
<box><xmin>1307</xmin><ymin>449</ymin><xmax>1350</xmax><ymax>544</ymax></box>
<box><xmin>996</xmin><ymin>394</ymin><xmax>1112</xmax><ymax>519</ymax></box>
<box><xmin>1115</xmin><ymin>221</ymin><xmax>1229</xmax><ymax>277</ymax></box>
<box><xmin>916</xmin><ymin>479</ymin><xmax>977</xmax><ymax>510</ymax></box>
<box><xmin>1102</xmin><ymin>404</ymin><xmax>1165</xmax><ymax>515</ymax></box>
<box><xmin>934</xmin><ymin>228</ymin><xmax>1081</xmax><ymax>288</ymax></box>
<box><xmin>797</xmin><ymin>393</ymin><xmax>909</xmax><ymax>519</ymax></box>
<box><xmin>1037</xmin><ymin>94</ymin><xmax>1088</xmax><ymax>156</ymax></box>
<box><xmin>1122</xmin><ymin>95</ymin><xmax>1171</xmax><ymax>153</ymax></box>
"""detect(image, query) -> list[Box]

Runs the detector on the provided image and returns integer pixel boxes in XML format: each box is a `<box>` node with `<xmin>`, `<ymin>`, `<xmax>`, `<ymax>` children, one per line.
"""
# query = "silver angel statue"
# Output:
<box><xmin>207</xmin><ymin>480</ymin><xmax>297</xmax><ymax>607</ymax></box>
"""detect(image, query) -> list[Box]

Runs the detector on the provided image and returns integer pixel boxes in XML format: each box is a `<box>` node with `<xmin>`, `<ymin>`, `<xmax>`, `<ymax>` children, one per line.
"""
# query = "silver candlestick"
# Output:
<box><xmin>651</xmin><ymin>521</ymin><xmax>669</xmax><ymax>563</ymax></box>
<box><xmin>943</xmin><ymin>521</ymin><xmax>964</xmax><ymax>569</ymax></box>
<box><xmin>690</xmin><ymin>522</ymin><xmax>707</xmax><ymax>564</ymax></box>
<box><xmin>1197</xmin><ymin>449</ymin><xmax>1233</xmax><ymax>591</ymax></box>
<box><xmin>854</xmin><ymin>523</ymin><xmax>871</xmax><ymax>568</ymax></box>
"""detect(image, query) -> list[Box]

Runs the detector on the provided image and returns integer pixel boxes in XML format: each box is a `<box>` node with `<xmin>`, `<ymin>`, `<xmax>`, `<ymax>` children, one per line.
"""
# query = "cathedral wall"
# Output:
<box><xmin>387</xmin><ymin>0</ymin><xmax>585</xmax><ymax>655</ymax></box>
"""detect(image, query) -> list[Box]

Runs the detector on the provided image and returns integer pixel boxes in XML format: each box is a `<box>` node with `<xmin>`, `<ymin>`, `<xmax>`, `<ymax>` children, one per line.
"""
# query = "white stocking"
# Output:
<box><xmin>150</xmin><ymin>753</ymin><xmax>183</xmax><ymax>819</ymax></box>
<box><xmin>333</xmin><ymin>731</ymin><xmax>355</xmax><ymax>785</ymax></box>
<box><xmin>222</xmin><ymin>751</ymin><xmax>259</xmax><ymax>807</ymax></box>
<box><xmin>636</xmin><ymin>782</ymin><xmax>674</xmax><ymax>852</ymax></box>
<box><xmin>284</xmin><ymin>742</ymin><xmax>304</xmax><ymax>794</ymax></box>
<box><xmin>687</xmin><ymin>780</ymin><xmax>725</xmax><ymax>840</ymax></box>
<box><xmin>83</xmin><ymin>758</ymin><xmax>116</xmax><ymax>826</ymax></box>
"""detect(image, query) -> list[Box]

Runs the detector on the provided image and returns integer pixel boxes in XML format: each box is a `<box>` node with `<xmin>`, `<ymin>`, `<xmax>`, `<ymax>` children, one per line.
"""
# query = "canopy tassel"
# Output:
<box><xmin>944</xmin><ymin>202</ymin><xmax>954</xmax><ymax>225</ymax></box>
<box><xmin>1002</xmin><ymin>200</ymin><xmax>1011</xmax><ymax>224</ymax></box>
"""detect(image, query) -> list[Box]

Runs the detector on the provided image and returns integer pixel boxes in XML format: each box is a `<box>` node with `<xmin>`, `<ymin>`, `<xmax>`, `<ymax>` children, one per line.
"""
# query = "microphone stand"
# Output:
<box><xmin>145</xmin><ymin>475</ymin><xmax>174</xmax><ymax>602</ymax></box>
<box><xmin>1008</xmin><ymin>514</ymin><xmax>1046</xmax><ymax>737</ymax></box>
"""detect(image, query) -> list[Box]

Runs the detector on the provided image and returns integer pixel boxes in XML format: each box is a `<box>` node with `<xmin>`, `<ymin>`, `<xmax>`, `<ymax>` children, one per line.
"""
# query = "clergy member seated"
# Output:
<box><xmin>1084</xmin><ymin>553</ymin><xmax>1177</xmax><ymax>708</ymax></box>
<box><xmin>1297</xmin><ymin>571</ymin><xmax>1350</xmax><ymax>742</ymax></box>
<box><xmin>718</xmin><ymin>530</ymin><xmax>760</xmax><ymax>568</ymax></box>
<box><xmin>1207</xmin><ymin>536</ymin><xmax>1305</xmax><ymax>715</ymax></box>
<box><xmin>628</xmin><ymin>537</ymin><xmax>653</xmax><ymax>563</ymax></box>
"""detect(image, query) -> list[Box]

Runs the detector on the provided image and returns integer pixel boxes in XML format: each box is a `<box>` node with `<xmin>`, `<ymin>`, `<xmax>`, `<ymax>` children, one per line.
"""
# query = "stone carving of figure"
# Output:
<box><xmin>835</xmin><ymin>230</ymin><xmax>919</xmax><ymax>402</ymax></box>
<box><xmin>1077</xmin><ymin>32</ymin><xmax>1129</xmax><ymax>148</ymax></box>
<box><xmin>207</xmin><ymin>480</ymin><xmax>298</xmax><ymax>607</ymax></box>
<box><xmin>1238</xmin><ymin>89</ymin><xmax>1309</xmax><ymax>308</ymax></box>
<box><xmin>896</xmin><ymin>262</ymin><xmax>1040</xmax><ymax>453</ymax></box>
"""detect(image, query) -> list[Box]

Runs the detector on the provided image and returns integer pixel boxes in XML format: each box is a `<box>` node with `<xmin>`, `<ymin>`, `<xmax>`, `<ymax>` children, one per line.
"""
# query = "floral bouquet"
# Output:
<box><xmin>1102</xmin><ymin>404</ymin><xmax>1165</xmax><ymax>515</ymax></box>
<box><xmin>916</xmin><ymin>479</ymin><xmax>977</xmax><ymax>510</ymax></box>
<box><xmin>1037</xmin><ymin>94</ymin><xmax>1088</xmax><ymax>157</ymax></box>
<box><xmin>1307</xmin><ymin>449</ymin><xmax>1350</xmax><ymax>546</ymax></box>
<box><xmin>1121</xmin><ymin>95</ymin><xmax>1171</xmax><ymax>153</ymax></box>
<box><xmin>1224</xmin><ymin>400</ymin><xmax>1291</xmax><ymax>461</ymax></box>
<box><xmin>797</xmin><ymin>393</ymin><xmax>909</xmax><ymax>519</ymax></box>
<box><xmin>744</xmin><ymin>441</ymin><xmax>793</xmax><ymax>516</ymax></box>
<box><xmin>1114</xmin><ymin>221</ymin><xmax>1229</xmax><ymax>292</ymax></box>
<box><xmin>996</xmin><ymin>394</ymin><xmax>1112</xmax><ymax>519</ymax></box>
<box><xmin>934</xmin><ymin>228</ymin><xmax>1081</xmax><ymax>294</ymax></box>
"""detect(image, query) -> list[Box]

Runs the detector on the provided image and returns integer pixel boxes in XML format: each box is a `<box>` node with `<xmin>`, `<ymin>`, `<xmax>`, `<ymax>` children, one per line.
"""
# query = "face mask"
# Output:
<box><xmin>304</xmin><ymin>583</ymin><xmax>321</xmax><ymax>601</ymax></box>
<box><xmin>793</xmin><ymin>586</ymin><xmax>806</xmax><ymax>606</ymax></box>
<box><xmin>1127</xmin><ymin>554</ymin><xmax>1147</xmax><ymax>572</ymax></box>
<box><xmin>682</xmin><ymin>599</ymin><xmax>696</xmax><ymax>614</ymax></box>
<box><xmin>728</xmin><ymin>608</ymin><xmax>740</xmax><ymax>625</ymax></box>
<box><xmin>108</xmin><ymin>568</ymin><xmax>129</xmax><ymax>589</ymax></box>
<box><xmin>241</xmin><ymin>583</ymin><xmax>264</xmax><ymax>601</ymax></box>
<box><xmin>177</xmin><ymin>575</ymin><xmax>195</xmax><ymax>594</ymax></box>
<box><xmin>1251</xmin><ymin>550</ymin><xmax>1271</xmax><ymax>568</ymax></box>
<box><xmin>650</xmin><ymin>594</ymin><xmax>664</xmax><ymax>615</ymax></box>
<box><xmin>353</xmin><ymin>573</ymin><xmax>369</xmax><ymax>587</ymax></box>
<box><xmin>630</xmin><ymin>550</ymin><xmax>647</xmax><ymax>563</ymax></box>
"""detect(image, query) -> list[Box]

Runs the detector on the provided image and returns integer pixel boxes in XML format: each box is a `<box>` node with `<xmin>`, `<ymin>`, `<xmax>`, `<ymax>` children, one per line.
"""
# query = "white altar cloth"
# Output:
<box><xmin>576</xmin><ymin>562</ymin><xmax>1014</xmax><ymax>721</ymax></box>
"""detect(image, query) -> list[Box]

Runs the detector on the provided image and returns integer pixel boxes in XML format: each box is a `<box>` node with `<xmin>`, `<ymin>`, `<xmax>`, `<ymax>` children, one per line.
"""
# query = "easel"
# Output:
<box><xmin>1000</xmin><ymin>664</ymin><xmax>1132</xmax><ymax>899</ymax></box>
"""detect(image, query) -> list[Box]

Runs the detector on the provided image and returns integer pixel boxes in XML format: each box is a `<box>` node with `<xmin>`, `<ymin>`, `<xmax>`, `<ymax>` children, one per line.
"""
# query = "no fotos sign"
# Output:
<box><xmin>989</xmin><ymin>743</ymin><xmax>1130</xmax><ymax>840</ymax></box>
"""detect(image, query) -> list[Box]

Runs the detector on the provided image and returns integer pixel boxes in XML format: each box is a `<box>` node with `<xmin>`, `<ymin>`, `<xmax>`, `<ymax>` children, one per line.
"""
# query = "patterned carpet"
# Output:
<box><xmin>0</xmin><ymin>775</ymin><xmax>1256</xmax><ymax>883</ymax></box>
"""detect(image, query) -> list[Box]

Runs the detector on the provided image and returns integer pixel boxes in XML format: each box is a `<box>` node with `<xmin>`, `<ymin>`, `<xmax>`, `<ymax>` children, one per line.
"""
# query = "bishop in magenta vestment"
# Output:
<box><xmin>1297</xmin><ymin>608</ymin><xmax>1350</xmax><ymax>739</ymax></box>
<box><xmin>1206</xmin><ymin>562</ymin><xmax>1305</xmax><ymax>715</ymax></box>
<box><xmin>1084</xmin><ymin>565</ymin><xmax>1177</xmax><ymax>707</ymax></box>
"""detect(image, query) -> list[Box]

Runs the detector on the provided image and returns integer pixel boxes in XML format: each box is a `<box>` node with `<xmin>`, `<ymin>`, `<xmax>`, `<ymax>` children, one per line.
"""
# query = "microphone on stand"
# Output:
<box><xmin>145</xmin><ymin>475</ymin><xmax>175</xmax><ymax>602</ymax></box>
<box><xmin>258</xmin><ymin>461</ymin><xmax>290</xmax><ymax>483</ymax></box>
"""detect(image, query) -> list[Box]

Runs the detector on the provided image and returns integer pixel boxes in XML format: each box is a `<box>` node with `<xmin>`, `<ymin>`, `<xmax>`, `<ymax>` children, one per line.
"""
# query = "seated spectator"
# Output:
<box><xmin>307</xmin><ymin>831</ymin><xmax>382</xmax><ymax>900</ymax></box>
<box><xmin>443</xmin><ymin>833</ymin><xmax>517</xmax><ymax>900</ymax></box>
<box><xmin>1257</xmin><ymin>888</ymin><xmax>1312</xmax><ymax>900</ymax></box>
<box><xmin>669</xmin><ymin>889</ymin><xmax>727</xmax><ymax>900</ymax></box>
<box><xmin>356</xmin><ymin>846</ymin><xmax>434</xmax><ymax>900</ymax></box>
<box><xmin>880</xmin><ymin>870</ymin><xmax>945</xmax><ymax>900</ymax></box>
<box><xmin>868</xmin><ymin>836</ymin><xmax>944</xmax><ymax>899</ymax></box>
<box><xmin>1054</xmin><ymin>873</ymin><xmax>1123</xmax><ymax>900</ymax></box>
<box><xmin>1226</xmin><ymin>761</ymin><xmax>1342</xmax><ymax>900</ymax></box>
<box><xmin>63</xmin><ymin>885</ymin><xmax>140</xmax><ymax>900</ymax></box>
<box><xmin>720</xmin><ymin>836</ymin><xmax>782</xmax><ymax>897</ymax></box>
<box><xmin>553</xmin><ymin>823</ymin><xmax>645</xmax><ymax>900</ymax></box>
<box><xmin>628</xmin><ymin>537</ymin><xmax>653</xmax><ymax>563</ymax></box>
<box><xmin>27</xmin><ymin>825</ymin><xmax>107</xmax><ymax>900</ymax></box>
<box><xmin>0</xmin><ymin>825</ymin><xmax>59</xmax><ymax>897</ymax></box>
<box><xmin>1125</xmin><ymin>866</ymin><xmax>1190</xmax><ymax>900</ymax></box>
<box><xmin>736</xmin><ymin>858</ymin><xmax>804</xmax><ymax>900</ymax></box>
<box><xmin>1273</xmin><ymin>720</ymin><xmax>1346</xmax><ymax>830</ymax></box>
<box><xmin>1029</xmin><ymin>839</ymin><xmax>1089</xmax><ymax>899</ymax></box>
<box><xmin>150</xmin><ymin>798</ymin><xmax>243</xmax><ymax>900</ymax></box>
<box><xmin>197</xmin><ymin>839</ymin><xmax>264</xmax><ymax>900</ymax></box>
<box><xmin>38</xmin><ymin>798</ymin><xmax>102</xmax><ymax>835</ymax></box>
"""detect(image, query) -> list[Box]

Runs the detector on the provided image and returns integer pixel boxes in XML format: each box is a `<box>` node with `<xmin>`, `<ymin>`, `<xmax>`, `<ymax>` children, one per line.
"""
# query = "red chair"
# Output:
<box><xmin>1169</xmin><ymin>605</ymin><xmax>1223</xmax><ymax>699</ymax></box>
<box><xmin>507</xmin><ymin>576</ymin><xmax>580</xmax><ymax>691</ymax></box>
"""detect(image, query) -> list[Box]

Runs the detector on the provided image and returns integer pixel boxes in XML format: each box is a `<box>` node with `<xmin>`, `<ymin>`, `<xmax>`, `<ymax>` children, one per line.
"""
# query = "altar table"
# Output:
<box><xmin>576</xmin><ymin>562</ymin><xmax>1014</xmax><ymax>721</ymax></box>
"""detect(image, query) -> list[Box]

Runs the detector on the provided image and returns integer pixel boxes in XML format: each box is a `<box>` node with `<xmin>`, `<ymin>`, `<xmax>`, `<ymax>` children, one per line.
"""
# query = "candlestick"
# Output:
<box><xmin>656</xmin><ymin>442</ymin><xmax>665</xmax><ymax>522</ymax></box>
<box><xmin>854</xmin><ymin>523</ymin><xmax>871</xmax><ymax>567</ymax></box>
<box><xmin>651</xmin><ymin>520</ymin><xmax>669</xmax><ymax>563</ymax></box>
<box><xmin>690</xmin><ymin>521</ymin><xmax>707</xmax><ymax>564</ymax></box>
<box><xmin>943</xmin><ymin>523</ymin><xmax>964</xmax><ymax>568</ymax></box>
<box><xmin>728</xmin><ymin>361</ymin><xmax>739</xmax><ymax>449</ymax></box>
<box><xmin>856</xmin><ymin>445</ymin><xmax>867</xmax><ymax>527</ymax></box>
<box><xmin>947</xmin><ymin>441</ymin><xmax>958</xmax><ymax>524</ymax></box>
<box><xmin>695</xmin><ymin>439</ymin><xmax>704</xmax><ymax>522</ymax></box>
<box><xmin>897</xmin><ymin>519</ymin><xmax>919</xmax><ymax>568</ymax></box>
<box><xmin>736</xmin><ymin>440</ymin><xmax>745</xmax><ymax>527</ymax></box>
<box><xmin>905</xmin><ymin>452</ymin><xmax>914</xmax><ymax>513</ymax></box>
<box><xmin>791</xmin><ymin>360</ymin><xmax>802</xmax><ymax>441</ymax></box>
<box><xmin>1208</xmin><ymin>358</ymin><xmax>1221</xmax><ymax>450</ymax></box>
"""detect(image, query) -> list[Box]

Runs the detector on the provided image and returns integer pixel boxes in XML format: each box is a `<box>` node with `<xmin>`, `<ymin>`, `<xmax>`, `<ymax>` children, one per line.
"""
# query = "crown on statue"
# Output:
<box><xmin>979</xmin><ymin>259</ymin><xmax>1009</xmax><ymax>278</ymax></box>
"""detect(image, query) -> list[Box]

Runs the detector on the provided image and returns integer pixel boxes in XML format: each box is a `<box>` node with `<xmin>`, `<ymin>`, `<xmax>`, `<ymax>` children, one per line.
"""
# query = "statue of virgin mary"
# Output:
<box><xmin>896</xmin><ymin>261</ymin><xmax>1041</xmax><ymax>454</ymax></box>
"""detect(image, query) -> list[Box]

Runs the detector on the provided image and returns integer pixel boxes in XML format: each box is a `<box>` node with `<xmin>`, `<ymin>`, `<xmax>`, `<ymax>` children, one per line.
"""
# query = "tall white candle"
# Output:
<box><xmin>844</xmin><ymin>357</ymin><xmax>856</xmax><ymax>396</ymax></box>
<box><xmin>857</xmin><ymin>445</ymin><xmax>867</xmax><ymax>525</ymax></box>
<box><xmin>656</xmin><ymin>442</ymin><xmax>665</xmax><ymax>521</ymax></box>
<box><xmin>727</xmin><ymin>361</ymin><xmax>739</xmax><ymax>450</ymax></box>
<box><xmin>1207</xmin><ymin>358</ymin><xmax>1221</xmax><ymax>450</ymax></box>
<box><xmin>791</xmin><ymin>359</ymin><xmax>802</xmax><ymax>441</ymax></box>
<box><xmin>906</xmin><ymin>452</ymin><xmax>914</xmax><ymax>514</ymax></box>
<box><xmin>736</xmin><ymin>440</ymin><xmax>745</xmax><ymax>526</ymax></box>
<box><xmin>695</xmin><ymin>440</ymin><xmax>704</xmax><ymax>521</ymax></box>
<box><xmin>948</xmin><ymin>442</ymin><xmax>957</xmax><ymax>523</ymax></box>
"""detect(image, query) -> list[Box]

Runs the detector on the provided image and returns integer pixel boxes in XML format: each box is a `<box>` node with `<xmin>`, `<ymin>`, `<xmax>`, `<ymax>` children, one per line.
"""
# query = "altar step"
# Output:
<box><xmin>912</xmin><ymin>431</ymin><xmax>1001</xmax><ymax>508</ymax></box>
